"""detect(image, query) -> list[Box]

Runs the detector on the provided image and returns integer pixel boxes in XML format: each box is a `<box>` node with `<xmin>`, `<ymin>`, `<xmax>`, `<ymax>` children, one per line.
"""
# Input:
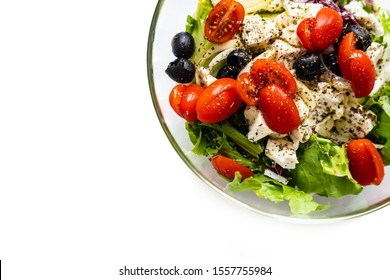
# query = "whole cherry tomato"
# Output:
<box><xmin>338</xmin><ymin>32</ymin><xmax>376</xmax><ymax>98</ymax></box>
<box><xmin>204</xmin><ymin>0</ymin><xmax>245</xmax><ymax>44</ymax></box>
<box><xmin>211</xmin><ymin>155</ymin><xmax>253</xmax><ymax>180</ymax></box>
<box><xmin>346</xmin><ymin>139</ymin><xmax>385</xmax><ymax>186</ymax></box>
<box><xmin>169</xmin><ymin>83</ymin><xmax>203</xmax><ymax>122</ymax></box>
<box><xmin>297</xmin><ymin>7</ymin><xmax>343</xmax><ymax>52</ymax></box>
<box><xmin>258</xmin><ymin>84</ymin><xmax>301</xmax><ymax>134</ymax></box>
<box><xmin>249</xmin><ymin>58</ymin><xmax>297</xmax><ymax>98</ymax></box>
<box><xmin>196</xmin><ymin>78</ymin><xmax>242</xmax><ymax>123</ymax></box>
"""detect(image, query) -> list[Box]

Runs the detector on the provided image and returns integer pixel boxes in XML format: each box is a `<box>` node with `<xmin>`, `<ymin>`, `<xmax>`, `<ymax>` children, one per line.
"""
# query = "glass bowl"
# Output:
<box><xmin>147</xmin><ymin>0</ymin><xmax>390</xmax><ymax>222</ymax></box>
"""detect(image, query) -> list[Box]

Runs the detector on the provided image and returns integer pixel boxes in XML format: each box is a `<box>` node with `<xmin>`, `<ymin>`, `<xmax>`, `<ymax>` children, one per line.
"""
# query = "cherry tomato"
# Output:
<box><xmin>169</xmin><ymin>84</ymin><xmax>203</xmax><ymax>122</ymax></box>
<box><xmin>338</xmin><ymin>32</ymin><xmax>376</xmax><ymax>98</ymax></box>
<box><xmin>211</xmin><ymin>155</ymin><xmax>253</xmax><ymax>180</ymax></box>
<box><xmin>297</xmin><ymin>8</ymin><xmax>343</xmax><ymax>52</ymax></box>
<box><xmin>296</xmin><ymin>18</ymin><xmax>316</xmax><ymax>52</ymax></box>
<box><xmin>338</xmin><ymin>32</ymin><xmax>354</xmax><ymax>80</ymax></box>
<box><xmin>346</xmin><ymin>139</ymin><xmax>385</xmax><ymax>186</ymax></box>
<box><xmin>204</xmin><ymin>0</ymin><xmax>245</xmax><ymax>44</ymax></box>
<box><xmin>311</xmin><ymin>8</ymin><xmax>343</xmax><ymax>51</ymax></box>
<box><xmin>250</xmin><ymin>58</ymin><xmax>297</xmax><ymax>98</ymax></box>
<box><xmin>258</xmin><ymin>84</ymin><xmax>301</xmax><ymax>134</ymax></box>
<box><xmin>235</xmin><ymin>72</ymin><xmax>258</xmax><ymax>105</ymax></box>
<box><xmin>196</xmin><ymin>78</ymin><xmax>242</xmax><ymax>124</ymax></box>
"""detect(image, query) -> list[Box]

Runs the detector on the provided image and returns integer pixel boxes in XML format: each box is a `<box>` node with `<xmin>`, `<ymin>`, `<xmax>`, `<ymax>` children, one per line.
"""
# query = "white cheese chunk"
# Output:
<box><xmin>310</xmin><ymin>82</ymin><xmax>346</xmax><ymax>122</ymax></box>
<box><xmin>280</xmin><ymin>25</ymin><xmax>301</xmax><ymax>47</ymax></box>
<box><xmin>195</xmin><ymin>67</ymin><xmax>216</xmax><ymax>87</ymax></box>
<box><xmin>344</xmin><ymin>1</ymin><xmax>384</xmax><ymax>37</ymax></box>
<box><xmin>244</xmin><ymin>106</ymin><xmax>274</xmax><ymax>142</ymax></box>
<box><xmin>241</xmin><ymin>15</ymin><xmax>280</xmax><ymax>51</ymax></box>
<box><xmin>270</xmin><ymin>39</ymin><xmax>306</xmax><ymax>69</ymax></box>
<box><xmin>265</xmin><ymin>139</ymin><xmax>298</xmax><ymax>169</ymax></box>
<box><xmin>334</xmin><ymin>105</ymin><xmax>377</xmax><ymax>140</ymax></box>
<box><xmin>315</xmin><ymin>115</ymin><xmax>335</xmax><ymax>139</ymax></box>
<box><xmin>366</xmin><ymin>42</ymin><xmax>385</xmax><ymax>67</ymax></box>
<box><xmin>290</xmin><ymin>118</ymin><xmax>314</xmax><ymax>144</ymax></box>
<box><xmin>294</xmin><ymin>94</ymin><xmax>309</xmax><ymax>120</ymax></box>
<box><xmin>264</xmin><ymin>169</ymin><xmax>289</xmax><ymax>185</ymax></box>
<box><xmin>296</xmin><ymin>80</ymin><xmax>316</xmax><ymax>110</ymax></box>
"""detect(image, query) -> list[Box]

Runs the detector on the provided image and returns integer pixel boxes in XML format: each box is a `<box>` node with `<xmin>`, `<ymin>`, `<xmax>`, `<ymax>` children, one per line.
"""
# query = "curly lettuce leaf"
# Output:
<box><xmin>228</xmin><ymin>173</ymin><xmax>329</xmax><ymax>215</ymax></box>
<box><xmin>290</xmin><ymin>136</ymin><xmax>362</xmax><ymax>198</ymax></box>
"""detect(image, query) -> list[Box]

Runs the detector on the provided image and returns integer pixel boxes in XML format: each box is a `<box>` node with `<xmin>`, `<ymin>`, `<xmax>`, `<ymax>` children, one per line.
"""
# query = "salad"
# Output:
<box><xmin>164</xmin><ymin>0</ymin><xmax>390</xmax><ymax>215</ymax></box>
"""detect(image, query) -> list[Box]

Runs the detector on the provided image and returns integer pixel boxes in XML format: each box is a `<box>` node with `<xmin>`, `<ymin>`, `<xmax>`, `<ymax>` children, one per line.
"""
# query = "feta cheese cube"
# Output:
<box><xmin>280</xmin><ymin>25</ymin><xmax>301</xmax><ymax>47</ymax></box>
<box><xmin>334</xmin><ymin>105</ymin><xmax>377</xmax><ymax>140</ymax></box>
<box><xmin>244</xmin><ymin>106</ymin><xmax>274</xmax><ymax>142</ymax></box>
<box><xmin>241</xmin><ymin>15</ymin><xmax>280</xmax><ymax>51</ymax></box>
<box><xmin>195</xmin><ymin>67</ymin><xmax>216</xmax><ymax>87</ymax></box>
<box><xmin>265</xmin><ymin>139</ymin><xmax>298</xmax><ymax>169</ymax></box>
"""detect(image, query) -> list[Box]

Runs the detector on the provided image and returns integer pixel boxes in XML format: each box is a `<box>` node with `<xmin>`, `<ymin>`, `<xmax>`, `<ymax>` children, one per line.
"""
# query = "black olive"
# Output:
<box><xmin>226</xmin><ymin>49</ymin><xmax>252</xmax><ymax>73</ymax></box>
<box><xmin>323</xmin><ymin>52</ymin><xmax>342</xmax><ymax>76</ymax></box>
<box><xmin>171</xmin><ymin>32</ymin><xmax>195</xmax><ymax>59</ymax></box>
<box><xmin>216</xmin><ymin>65</ymin><xmax>239</xmax><ymax>79</ymax></box>
<box><xmin>165</xmin><ymin>58</ymin><xmax>195</xmax><ymax>83</ymax></box>
<box><xmin>341</xmin><ymin>24</ymin><xmax>372</xmax><ymax>51</ymax></box>
<box><xmin>293</xmin><ymin>53</ymin><xmax>324</xmax><ymax>81</ymax></box>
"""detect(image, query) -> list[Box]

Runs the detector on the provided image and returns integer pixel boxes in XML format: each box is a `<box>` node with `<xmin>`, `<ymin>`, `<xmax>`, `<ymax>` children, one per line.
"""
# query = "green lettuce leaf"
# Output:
<box><xmin>185</xmin><ymin>0</ymin><xmax>215</xmax><ymax>67</ymax></box>
<box><xmin>228</xmin><ymin>173</ymin><xmax>329</xmax><ymax>215</ymax></box>
<box><xmin>290</xmin><ymin>136</ymin><xmax>362</xmax><ymax>198</ymax></box>
<box><xmin>366</xmin><ymin>82</ymin><xmax>390</xmax><ymax>164</ymax></box>
<box><xmin>186</xmin><ymin>120</ymin><xmax>263</xmax><ymax>170</ymax></box>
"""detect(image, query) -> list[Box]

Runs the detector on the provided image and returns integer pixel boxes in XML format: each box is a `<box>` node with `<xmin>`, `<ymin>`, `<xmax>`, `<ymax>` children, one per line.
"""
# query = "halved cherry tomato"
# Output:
<box><xmin>204</xmin><ymin>0</ymin><xmax>245</xmax><ymax>44</ymax></box>
<box><xmin>297</xmin><ymin>7</ymin><xmax>343</xmax><ymax>52</ymax></box>
<box><xmin>196</xmin><ymin>78</ymin><xmax>242</xmax><ymax>124</ymax></box>
<box><xmin>258</xmin><ymin>84</ymin><xmax>301</xmax><ymax>134</ymax></box>
<box><xmin>235</xmin><ymin>72</ymin><xmax>258</xmax><ymax>105</ymax></box>
<box><xmin>296</xmin><ymin>18</ymin><xmax>316</xmax><ymax>52</ymax></box>
<box><xmin>169</xmin><ymin>84</ymin><xmax>203</xmax><ymax>122</ymax></box>
<box><xmin>250</xmin><ymin>58</ymin><xmax>297</xmax><ymax>98</ymax></box>
<box><xmin>346</xmin><ymin>139</ymin><xmax>385</xmax><ymax>186</ymax></box>
<box><xmin>338</xmin><ymin>32</ymin><xmax>376</xmax><ymax>98</ymax></box>
<box><xmin>211</xmin><ymin>155</ymin><xmax>253</xmax><ymax>180</ymax></box>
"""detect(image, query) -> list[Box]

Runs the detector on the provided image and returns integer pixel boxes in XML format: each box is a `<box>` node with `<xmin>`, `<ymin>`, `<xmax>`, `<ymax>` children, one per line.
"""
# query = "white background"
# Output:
<box><xmin>1</xmin><ymin>1</ymin><xmax>390</xmax><ymax>279</ymax></box>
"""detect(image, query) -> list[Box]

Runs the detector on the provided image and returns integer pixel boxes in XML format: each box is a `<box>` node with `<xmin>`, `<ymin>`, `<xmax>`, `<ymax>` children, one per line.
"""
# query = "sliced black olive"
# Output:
<box><xmin>216</xmin><ymin>65</ymin><xmax>239</xmax><ymax>79</ymax></box>
<box><xmin>293</xmin><ymin>53</ymin><xmax>324</xmax><ymax>81</ymax></box>
<box><xmin>171</xmin><ymin>32</ymin><xmax>195</xmax><ymax>59</ymax></box>
<box><xmin>226</xmin><ymin>49</ymin><xmax>252</xmax><ymax>73</ymax></box>
<box><xmin>165</xmin><ymin>58</ymin><xmax>195</xmax><ymax>83</ymax></box>
<box><xmin>342</xmin><ymin>24</ymin><xmax>372</xmax><ymax>51</ymax></box>
<box><xmin>323</xmin><ymin>52</ymin><xmax>342</xmax><ymax>76</ymax></box>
